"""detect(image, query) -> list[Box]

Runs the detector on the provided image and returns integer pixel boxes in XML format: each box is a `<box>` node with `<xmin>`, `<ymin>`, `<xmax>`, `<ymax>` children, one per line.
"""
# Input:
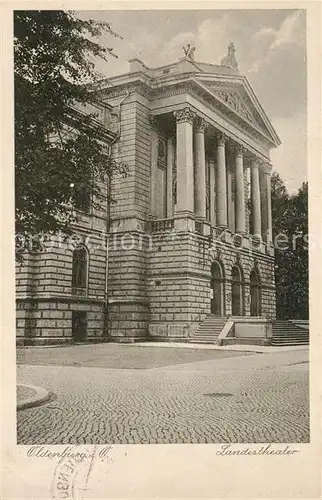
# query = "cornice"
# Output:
<box><xmin>151</xmin><ymin>78</ymin><xmax>277</xmax><ymax>149</ymax></box>
<box><xmin>98</xmin><ymin>78</ymin><xmax>152</xmax><ymax>100</ymax></box>
<box><xmin>95</xmin><ymin>67</ymin><xmax>280</xmax><ymax>147</ymax></box>
<box><xmin>191</xmin><ymin>79</ymin><xmax>278</xmax><ymax>147</ymax></box>
<box><xmin>65</xmin><ymin>109</ymin><xmax>116</xmax><ymax>143</ymax></box>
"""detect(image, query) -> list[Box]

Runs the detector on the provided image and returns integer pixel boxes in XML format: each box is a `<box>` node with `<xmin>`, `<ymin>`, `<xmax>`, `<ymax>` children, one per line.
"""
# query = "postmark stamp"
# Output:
<box><xmin>51</xmin><ymin>446</ymin><xmax>112</xmax><ymax>499</ymax></box>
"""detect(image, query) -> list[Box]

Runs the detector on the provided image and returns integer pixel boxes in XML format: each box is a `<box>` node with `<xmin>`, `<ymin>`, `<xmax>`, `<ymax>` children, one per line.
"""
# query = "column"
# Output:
<box><xmin>209</xmin><ymin>159</ymin><xmax>216</xmax><ymax>226</ymax></box>
<box><xmin>194</xmin><ymin>117</ymin><xmax>207</xmax><ymax>219</ymax></box>
<box><xmin>251</xmin><ymin>158</ymin><xmax>262</xmax><ymax>237</ymax></box>
<box><xmin>166</xmin><ymin>137</ymin><xmax>174</xmax><ymax>218</ymax></box>
<box><xmin>244</xmin><ymin>166</ymin><xmax>251</xmax><ymax>234</ymax></box>
<box><xmin>260</xmin><ymin>163</ymin><xmax>273</xmax><ymax>245</ymax></box>
<box><xmin>150</xmin><ymin>128</ymin><xmax>158</xmax><ymax>217</ymax></box>
<box><xmin>174</xmin><ymin>107</ymin><xmax>195</xmax><ymax>214</ymax></box>
<box><xmin>227</xmin><ymin>166</ymin><xmax>235</xmax><ymax>232</ymax></box>
<box><xmin>235</xmin><ymin>145</ymin><xmax>246</xmax><ymax>234</ymax></box>
<box><xmin>216</xmin><ymin>133</ymin><xmax>228</xmax><ymax>227</ymax></box>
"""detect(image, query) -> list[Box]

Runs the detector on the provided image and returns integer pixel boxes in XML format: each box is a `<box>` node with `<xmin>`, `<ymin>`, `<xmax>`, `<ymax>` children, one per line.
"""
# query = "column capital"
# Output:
<box><xmin>216</xmin><ymin>132</ymin><xmax>227</xmax><ymax>147</ymax></box>
<box><xmin>195</xmin><ymin>116</ymin><xmax>207</xmax><ymax>133</ymax></box>
<box><xmin>250</xmin><ymin>157</ymin><xmax>262</xmax><ymax>169</ymax></box>
<box><xmin>174</xmin><ymin>106</ymin><xmax>196</xmax><ymax>125</ymax></box>
<box><xmin>233</xmin><ymin>143</ymin><xmax>246</xmax><ymax>157</ymax></box>
<box><xmin>261</xmin><ymin>162</ymin><xmax>273</xmax><ymax>175</ymax></box>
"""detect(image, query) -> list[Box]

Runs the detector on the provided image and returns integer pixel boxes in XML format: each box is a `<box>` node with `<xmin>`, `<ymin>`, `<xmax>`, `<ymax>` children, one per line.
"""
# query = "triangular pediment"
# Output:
<box><xmin>194</xmin><ymin>77</ymin><xmax>281</xmax><ymax>147</ymax></box>
<box><xmin>211</xmin><ymin>88</ymin><xmax>257</xmax><ymax>127</ymax></box>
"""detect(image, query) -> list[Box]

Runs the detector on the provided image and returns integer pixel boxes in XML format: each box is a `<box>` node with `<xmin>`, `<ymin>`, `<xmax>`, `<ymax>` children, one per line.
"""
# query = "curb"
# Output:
<box><xmin>17</xmin><ymin>383</ymin><xmax>52</xmax><ymax>411</ymax></box>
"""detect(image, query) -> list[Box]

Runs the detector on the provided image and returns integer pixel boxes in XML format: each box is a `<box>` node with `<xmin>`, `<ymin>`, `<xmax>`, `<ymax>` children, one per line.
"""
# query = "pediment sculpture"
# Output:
<box><xmin>215</xmin><ymin>90</ymin><xmax>256</xmax><ymax>126</ymax></box>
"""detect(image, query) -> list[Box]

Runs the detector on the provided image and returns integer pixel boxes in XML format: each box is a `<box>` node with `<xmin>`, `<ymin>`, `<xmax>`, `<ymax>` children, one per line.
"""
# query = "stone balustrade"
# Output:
<box><xmin>151</xmin><ymin>218</ymin><xmax>174</xmax><ymax>233</ymax></box>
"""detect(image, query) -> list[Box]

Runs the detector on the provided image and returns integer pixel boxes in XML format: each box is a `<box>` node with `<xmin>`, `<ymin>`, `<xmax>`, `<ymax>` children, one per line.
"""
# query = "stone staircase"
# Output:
<box><xmin>189</xmin><ymin>315</ymin><xmax>227</xmax><ymax>344</ymax></box>
<box><xmin>272</xmin><ymin>320</ymin><xmax>309</xmax><ymax>346</ymax></box>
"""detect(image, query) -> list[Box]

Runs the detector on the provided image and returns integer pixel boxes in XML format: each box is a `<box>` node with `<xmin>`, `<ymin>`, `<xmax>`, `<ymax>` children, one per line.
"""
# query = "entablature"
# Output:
<box><xmin>150</xmin><ymin>99</ymin><xmax>271</xmax><ymax>162</ymax></box>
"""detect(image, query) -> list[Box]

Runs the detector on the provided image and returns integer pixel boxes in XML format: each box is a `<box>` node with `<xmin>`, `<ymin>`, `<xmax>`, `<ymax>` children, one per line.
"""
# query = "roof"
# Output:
<box><xmin>96</xmin><ymin>50</ymin><xmax>281</xmax><ymax>148</ymax></box>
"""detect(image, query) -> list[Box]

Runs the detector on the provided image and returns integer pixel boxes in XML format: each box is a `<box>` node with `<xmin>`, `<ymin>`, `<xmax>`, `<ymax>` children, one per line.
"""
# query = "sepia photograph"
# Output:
<box><xmin>13</xmin><ymin>7</ymin><xmax>311</xmax><ymax>447</ymax></box>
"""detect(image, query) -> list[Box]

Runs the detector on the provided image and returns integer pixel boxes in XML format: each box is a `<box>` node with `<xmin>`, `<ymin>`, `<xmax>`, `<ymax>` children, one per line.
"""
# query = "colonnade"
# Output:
<box><xmin>173</xmin><ymin>106</ymin><xmax>273</xmax><ymax>244</ymax></box>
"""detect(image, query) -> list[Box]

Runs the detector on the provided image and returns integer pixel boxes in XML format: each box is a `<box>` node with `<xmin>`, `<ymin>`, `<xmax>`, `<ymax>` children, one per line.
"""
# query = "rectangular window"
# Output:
<box><xmin>74</xmin><ymin>185</ymin><xmax>91</xmax><ymax>213</ymax></box>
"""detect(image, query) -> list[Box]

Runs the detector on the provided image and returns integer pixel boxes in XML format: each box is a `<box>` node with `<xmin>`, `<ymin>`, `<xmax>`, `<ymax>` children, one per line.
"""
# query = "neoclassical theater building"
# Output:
<box><xmin>16</xmin><ymin>44</ymin><xmax>281</xmax><ymax>345</ymax></box>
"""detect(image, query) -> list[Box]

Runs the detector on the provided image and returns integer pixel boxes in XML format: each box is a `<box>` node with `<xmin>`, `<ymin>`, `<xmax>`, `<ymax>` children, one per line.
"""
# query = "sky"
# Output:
<box><xmin>77</xmin><ymin>9</ymin><xmax>307</xmax><ymax>194</ymax></box>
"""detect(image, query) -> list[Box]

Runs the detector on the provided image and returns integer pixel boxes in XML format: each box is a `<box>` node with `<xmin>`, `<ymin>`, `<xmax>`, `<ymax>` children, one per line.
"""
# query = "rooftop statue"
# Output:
<box><xmin>221</xmin><ymin>41</ymin><xmax>238</xmax><ymax>70</ymax></box>
<box><xmin>182</xmin><ymin>43</ymin><xmax>196</xmax><ymax>61</ymax></box>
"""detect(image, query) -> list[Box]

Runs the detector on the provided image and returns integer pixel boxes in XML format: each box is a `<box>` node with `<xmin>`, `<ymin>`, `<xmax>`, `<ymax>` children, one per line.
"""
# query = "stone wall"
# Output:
<box><xmin>108</xmin><ymin>92</ymin><xmax>152</xmax><ymax>220</ymax></box>
<box><xmin>104</xmin><ymin>90</ymin><xmax>152</xmax><ymax>341</ymax></box>
<box><xmin>16</xmin><ymin>298</ymin><xmax>106</xmax><ymax>345</ymax></box>
<box><xmin>147</xmin><ymin>229</ymin><xmax>276</xmax><ymax>340</ymax></box>
<box><xmin>16</xmin><ymin>227</ymin><xmax>108</xmax><ymax>343</ymax></box>
<box><xmin>107</xmin><ymin>231</ymin><xmax>150</xmax><ymax>341</ymax></box>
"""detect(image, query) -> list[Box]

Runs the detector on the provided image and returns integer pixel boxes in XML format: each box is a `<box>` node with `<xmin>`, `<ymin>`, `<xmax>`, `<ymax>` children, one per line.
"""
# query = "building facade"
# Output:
<box><xmin>16</xmin><ymin>45</ymin><xmax>280</xmax><ymax>345</ymax></box>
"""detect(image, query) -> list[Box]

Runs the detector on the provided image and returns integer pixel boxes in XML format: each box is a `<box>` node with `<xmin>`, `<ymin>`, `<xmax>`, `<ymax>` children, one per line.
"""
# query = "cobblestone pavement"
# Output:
<box><xmin>17</xmin><ymin>345</ymin><xmax>309</xmax><ymax>444</ymax></box>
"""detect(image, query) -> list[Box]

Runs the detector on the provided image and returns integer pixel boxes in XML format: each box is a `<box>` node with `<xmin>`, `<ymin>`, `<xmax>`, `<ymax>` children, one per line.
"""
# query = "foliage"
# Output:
<box><xmin>271</xmin><ymin>173</ymin><xmax>308</xmax><ymax>319</ymax></box>
<box><xmin>14</xmin><ymin>10</ymin><xmax>127</xmax><ymax>255</ymax></box>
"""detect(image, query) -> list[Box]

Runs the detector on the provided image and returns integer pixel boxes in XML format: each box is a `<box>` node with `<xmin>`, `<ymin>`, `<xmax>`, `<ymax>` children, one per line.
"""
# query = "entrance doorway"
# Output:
<box><xmin>250</xmin><ymin>269</ymin><xmax>261</xmax><ymax>316</ymax></box>
<box><xmin>72</xmin><ymin>311</ymin><xmax>87</xmax><ymax>342</ymax></box>
<box><xmin>210</xmin><ymin>261</ymin><xmax>224</xmax><ymax>315</ymax></box>
<box><xmin>231</xmin><ymin>265</ymin><xmax>243</xmax><ymax>316</ymax></box>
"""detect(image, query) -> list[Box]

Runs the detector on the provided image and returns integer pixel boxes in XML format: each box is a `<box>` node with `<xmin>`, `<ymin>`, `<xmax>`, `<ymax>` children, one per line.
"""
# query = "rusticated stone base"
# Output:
<box><xmin>105</xmin><ymin>336</ymin><xmax>150</xmax><ymax>344</ymax></box>
<box><xmin>17</xmin><ymin>337</ymin><xmax>110</xmax><ymax>347</ymax></box>
<box><xmin>108</xmin><ymin>300</ymin><xmax>150</xmax><ymax>340</ymax></box>
<box><xmin>16</xmin><ymin>297</ymin><xmax>107</xmax><ymax>345</ymax></box>
<box><xmin>148</xmin><ymin>321</ymin><xmax>199</xmax><ymax>340</ymax></box>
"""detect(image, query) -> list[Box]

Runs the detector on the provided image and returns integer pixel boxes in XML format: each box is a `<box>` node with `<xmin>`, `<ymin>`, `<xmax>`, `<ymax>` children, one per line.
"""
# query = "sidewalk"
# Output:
<box><xmin>17</xmin><ymin>341</ymin><xmax>309</xmax><ymax>354</ymax></box>
<box><xmin>132</xmin><ymin>341</ymin><xmax>309</xmax><ymax>353</ymax></box>
<box><xmin>149</xmin><ymin>346</ymin><xmax>309</xmax><ymax>373</ymax></box>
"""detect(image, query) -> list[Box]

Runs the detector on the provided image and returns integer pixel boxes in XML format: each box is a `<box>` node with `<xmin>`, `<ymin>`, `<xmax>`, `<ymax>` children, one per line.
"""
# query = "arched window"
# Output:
<box><xmin>231</xmin><ymin>265</ymin><xmax>244</xmax><ymax>316</ymax></box>
<box><xmin>72</xmin><ymin>246</ymin><xmax>88</xmax><ymax>290</ymax></box>
<box><xmin>250</xmin><ymin>268</ymin><xmax>261</xmax><ymax>316</ymax></box>
<box><xmin>210</xmin><ymin>261</ymin><xmax>225</xmax><ymax>315</ymax></box>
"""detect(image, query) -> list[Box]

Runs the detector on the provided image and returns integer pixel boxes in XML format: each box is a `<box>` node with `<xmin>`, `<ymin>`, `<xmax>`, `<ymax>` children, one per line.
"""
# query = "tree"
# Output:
<box><xmin>271</xmin><ymin>173</ymin><xmax>308</xmax><ymax>319</ymax></box>
<box><xmin>14</xmin><ymin>10</ymin><xmax>126</xmax><ymax>255</ymax></box>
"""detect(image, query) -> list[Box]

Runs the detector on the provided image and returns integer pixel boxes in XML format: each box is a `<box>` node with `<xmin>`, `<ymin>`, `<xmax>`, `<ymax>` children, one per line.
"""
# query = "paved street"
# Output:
<box><xmin>17</xmin><ymin>344</ymin><xmax>309</xmax><ymax>444</ymax></box>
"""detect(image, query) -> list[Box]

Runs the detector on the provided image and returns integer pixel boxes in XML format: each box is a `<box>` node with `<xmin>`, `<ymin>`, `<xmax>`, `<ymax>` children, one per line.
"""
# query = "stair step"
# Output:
<box><xmin>191</xmin><ymin>334</ymin><xmax>220</xmax><ymax>338</ymax></box>
<box><xmin>191</xmin><ymin>315</ymin><xmax>227</xmax><ymax>344</ymax></box>
<box><xmin>273</xmin><ymin>335</ymin><xmax>309</xmax><ymax>338</ymax></box>
<box><xmin>191</xmin><ymin>336</ymin><xmax>220</xmax><ymax>340</ymax></box>
<box><xmin>190</xmin><ymin>339</ymin><xmax>218</xmax><ymax>344</ymax></box>
<box><xmin>273</xmin><ymin>336</ymin><xmax>309</xmax><ymax>339</ymax></box>
<box><xmin>272</xmin><ymin>343</ymin><xmax>309</xmax><ymax>346</ymax></box>
<box><xmin>271</xmin><ymin>320</ymin><xmax>309</xmax><ymax>347</ymax></box>
<box><xmin>192</xmin><ymin>333</ymin><xmax>221</xmax><ymax>336</ymax></box>
<box><xmin>273</xmin><ymin>338</ymin><xmax>309</xmax><ymax>341</ymax></box>
<box><xmin>193</xmin><ymin>328</ymin><xmax>222</xmax><ymax>332</ymax></box>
